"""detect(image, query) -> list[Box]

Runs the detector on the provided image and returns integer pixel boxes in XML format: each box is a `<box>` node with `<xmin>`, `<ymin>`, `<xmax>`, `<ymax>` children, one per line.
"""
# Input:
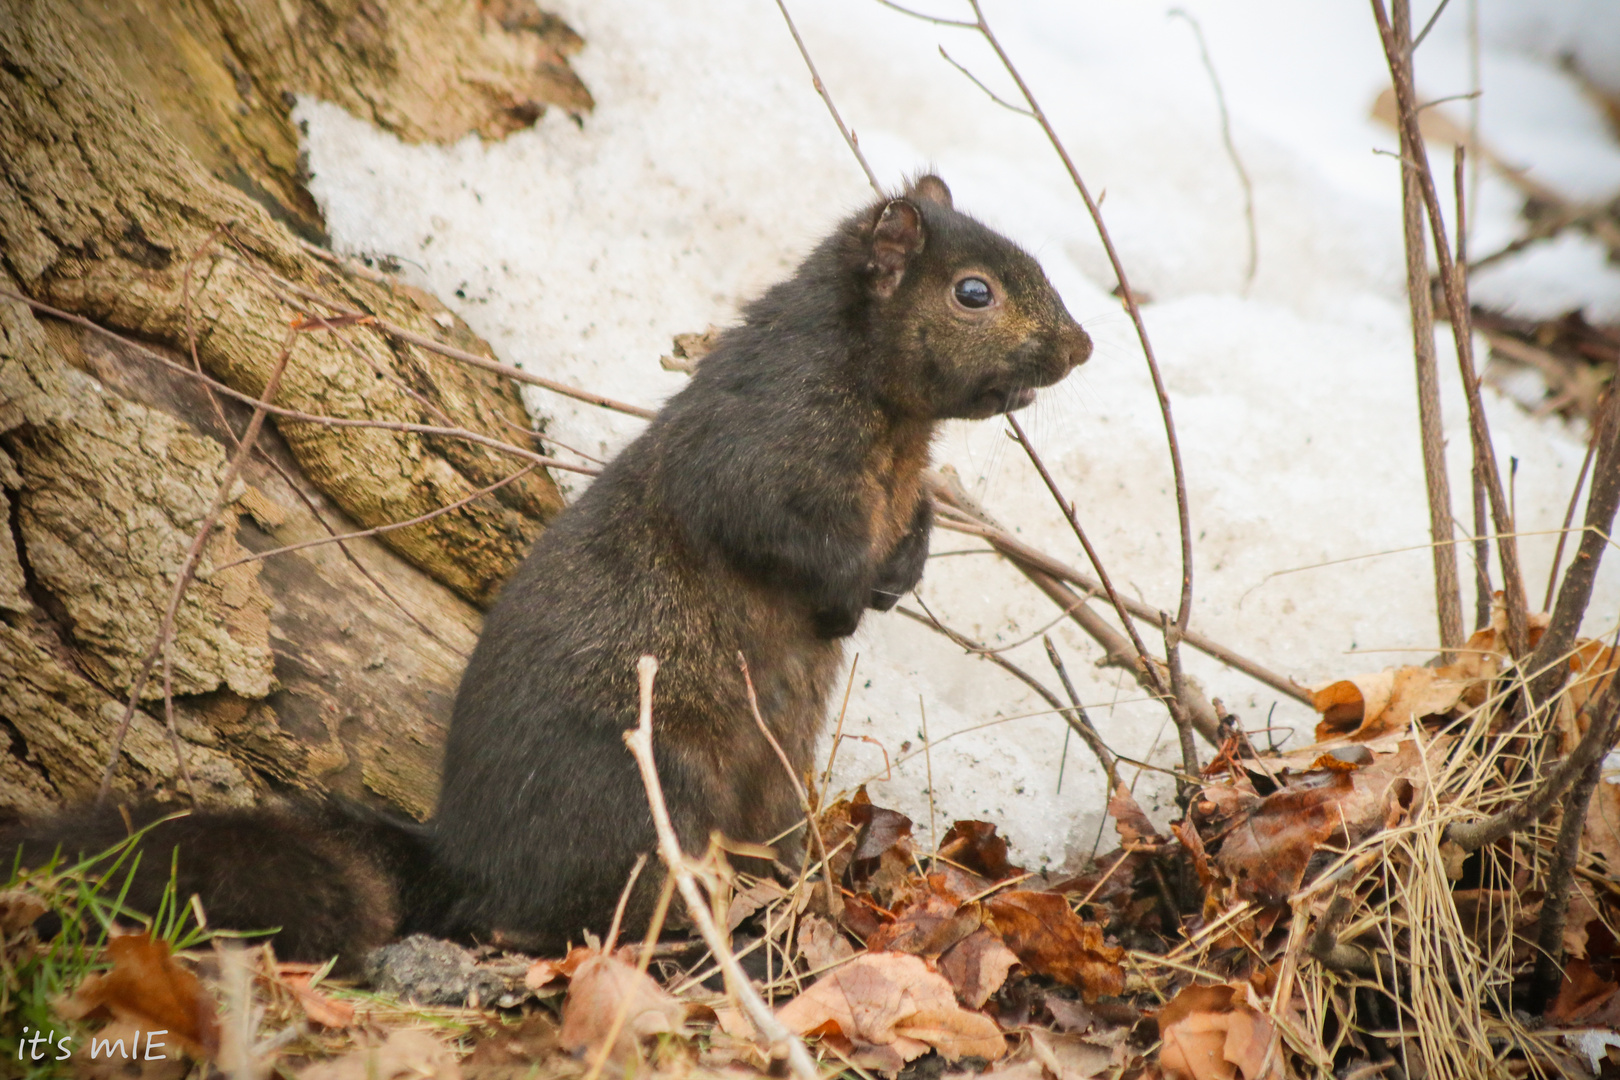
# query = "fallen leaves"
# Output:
<box><xmin>558</xmin><ymin>948</ymin><xmax>691</xmax><ymax>1063</ymax></box>
<box><xmin>58</xmin><ymin>932</ymin><xmax>219</xmax><ymax>1059</ymax></box>
<box><xmin>1157</xmin><ymin>984</ymin><xmax>1281</xmax><ymax>1080</ymax></box>
<box><xmin>776</xmin><ymin>952</ymin><xmax>1007</xmax><ymax>1072</ymax></box>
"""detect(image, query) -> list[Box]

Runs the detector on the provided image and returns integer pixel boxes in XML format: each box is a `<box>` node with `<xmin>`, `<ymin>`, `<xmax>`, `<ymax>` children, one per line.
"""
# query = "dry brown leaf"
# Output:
<box><xmin>1157</xmin><ymin>984</ymin><xmax>1282</xmax><ymax>1080</ymax></box>
<box><xmin>984</xmin><ymin>892</ymin><xmax>1124</xmax><ymax>1001</ymax></box>
<box><xmin>726</xmin><ymin>880</ymin><xmax>788</xmax><ymax>934</ymax></box>
<box><xmin>1027</xmin><ymin>1027</ymin><xmax>1113</xmax><ymax>1080</ymax></box>
<box><xmin>558</xmin><ymin>951</ymin><xmax>688</xmax><ymax>1062</ymax></box>
<box><xmin>776</xmin><ymin>951</ymin><xmax>1007</xmax><ymax>1064</ymax></box>
<box><xmin>1549</xmin><ymin>958</ymin><xmax>1620</xmax><ymax>1024</ymax></box>
<box><xmin>298</xmin><ymin>1029</ymin><xmax>461</xmax><ymax>1080</ymax></box>
<box><xmin>274</xmin><ymin>965</ymin><xmax>355</xmax><ymax>1029</ymax></box>
<box><xmin>1568</xmin><ymin>641</ymin><xmax>1617</xmax><ymax>717</ymax></box>
<box><xmin>938</xmin><ymin>928</ymin><xmax>1021</xmax><ymax>1009</ymax></box>
<box><xmin>57</xmin><ymin>932</ymin><xmax>219</xmax><ymax>1059</ymax></box>
<box><xmin>1584</xmin><ymin>776</ymin><xmax>1620</xmax><ymax>881</ymax></box>
<box><xmin>0</xmin><ymin>888</ymin><xmax>48</xmax><ymax>937</ymax></box>
<box><xmin>798</xmin><ymin>915</ymin><xmax>856</xmax><ymax>973</ymax></box>
<box><xmin>1108</xmin><ymin>785</ymin><xmax>1162</xmax><ymax>846</ymax></box>
<box><xmin>1310</xmin><ymin>666</ymin><xmax>1473</xmax><ymax>741</ymax></box>
<box><xmin>939</xmin><ymin>821</ymin><xmax>1017</xmax><ymax>880</ymax></box>
<box><xmin>1207</xmin><ymin>741</ymin><xmax>1423</xmax><ymax>904</ymax></box>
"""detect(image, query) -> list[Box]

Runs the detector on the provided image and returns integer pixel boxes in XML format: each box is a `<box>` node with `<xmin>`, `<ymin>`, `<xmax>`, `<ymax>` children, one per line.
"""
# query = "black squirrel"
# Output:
<box><xmin>5</xmin><ymin>176</ymin><xmax>1091</xmax><ymax>966</ymax></box>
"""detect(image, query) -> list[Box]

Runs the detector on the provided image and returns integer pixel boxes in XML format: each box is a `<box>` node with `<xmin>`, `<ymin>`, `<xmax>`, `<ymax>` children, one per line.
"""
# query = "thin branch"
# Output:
<box><xmin>927</xmin><ymin>495</ymin><xmax>1307</xmax><ymax>704</ymax></box>
<box><xmin>226</xmin><ymin>257</ymin><xmax>657</xmax><ymax>420</ymax></box>
<box><xmin>97</xmin><ymin>330</ymin><xmax>298</xmax><ymax>801</ymax></box>
<box><xmin>966</xmin><ymin>0</ymin><xmax>1196</xmax><ymax>633</ymax></box>
<box><xmin>1162</xmin><ymin>613</ymin><xmax>1203</xmax><ymax>806</ymax></box>
<box><xmin>623</xmin><ymin>657</ymin><xmax>820</xmax><ymax>1080</ymax></box>
<box><xmin>211</xmin><ymin>465</ymin><xmax>538</xmax><ymax>572</ymax></box>
<box><xmin>1473</xmin><ymin>460</ymin><xmax>1493</xmax><ymax>630</ymax></box>
<box><xmin>1043</xmin><ymin>635</ymin><xmax>1117</xmax><ymax>786</ymax></box>
<box><xmin>1411</xmin><ymin>0</ymin><xmax>1453</xmax><ymax>49</ymax></box>
<box><xmin>1523</xmin><ymin>391</ymin><xmax>1620</xmax><ymax>713</ymax></box>
<box><xmin>1544</xmin><ymin>435</ymin><xmax>1598</xmax><ymax>613</ymax></box>
<box><xmin>0</xmin><ymin>289</ymin><xmax>599</xmax><ymax>477</ymax></box>
<box><xmin>1446</xmin><ymin>624</ymin><xmax>1620</xmax><ymax>851</ymax></box>
<box><xmin>938</xmin><ymin>47</ymin><xmax>1034</xmax><ymax>117</ymax></box>
<box><xmin>899</xmin><ymin>601</ymin><xmax>1136</xmax><ymax>780</ymax></box>
<box><xmin>737</xmin><ymin>653</ymin><xmax>841</xmax><ymax>916</ymax></box>
<box><xmin>872</xmin><ymin>0</ymin><xmax>976</xmax><ymax>28</ymax></box>
<box><xmin>1006</xmin><ymin>414</ymin><xmax>1167</xmax><ymax>700</ymax></box>
<box><xmin>771</xmin><ymin>0</ymin><xmax>882</xmax><ymax>196</ymax></box>
<box><xmin>1372</xmin><ymin>0</ymin><xmax>1531</xmax><ymax>657</ymax></box>
<box><xmin>1391</xmin><ymin>0</ymin><xmax>1464</xmax><ymax>660</ymax></box>
<box><xmin>1168</xmin><ymin>9</ymin><xmax>1258</xmax><ymax>289</ymax></box>
<box><xmin>1530</xmin><ymin>742</ymin><xmax>1612</xmax><ymax>1013</ymax></box>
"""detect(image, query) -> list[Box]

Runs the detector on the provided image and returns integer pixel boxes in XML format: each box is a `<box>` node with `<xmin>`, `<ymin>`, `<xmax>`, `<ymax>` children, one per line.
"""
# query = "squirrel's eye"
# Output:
<box><xmin>953</xmin><ymin>277</ymin><xmax>993</xmax><ymax>309</ymax></box>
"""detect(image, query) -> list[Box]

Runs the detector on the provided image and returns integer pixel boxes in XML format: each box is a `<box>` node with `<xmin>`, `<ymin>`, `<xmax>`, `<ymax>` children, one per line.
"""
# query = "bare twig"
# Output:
<box><xmin>771</xmin><ymin>0</ymin><xmax>882</xmax><ymax>195</ymax></box>
<box><xmin>1522</xmin><ymin>393</ymin><xmax>1620</xmax><ymax>713</ymax></box>
<box><xmin>97</xmin><ymin>330</ymin><xmax>298</xmax><ymax>801</ymax></box>
<box><xmin>1530</xmin><ymin>677</ymin><xmax>1620</xmax><ymax>1013</ymax></box>
<box><xmin>1168</xmin><ymin>8</ymin><xmax>1258</xmax><ymax>289</ymax></box>
<box><xmin>872</xmin><ymin>0</ymin><xmax>975</xmax><ymax>28</ymax></box>
<box><xmin>1544</xmin><ymin>435</ymin><xmax>1598</xmax><ymax>613</ymax></box>
<box><xmin>1473</xmin><ymin>460</ymin><xmax>1493</xmax><ymax>630</ymax></box>
<box><xmin>938</xmin><ymin>47</ymin><xmax>1033</xmax><ymax>117</ymax></box>
<box><xmin>899</xmin><ymin>601</ymin><xmax>1138</xmax><ymax>779</ymax></box>
<box><xmin>966</xmin><ymin>0</ymin><xmax>1195</xmax><ymax>633</ymax></box>
<box><xmin>1162</xmin><ymin>613</ymin><xmax>1203</xmax><ymax>805</ymax></box>
<box><xmin>0</xmin><ymin>288</ymin><xmax>598</xmax><ymax>477</ymax></box>
<box><xmin>225</xmin><ymin>253</ymin><xmax>656</xmax><ymax>420</ymax></box>
<box><xmin>1446</xmin><ymin>623</ymin><xmax>1620</xmax><ymax>852</ymax></box>
<box><xmin>830</xmin><ymin>0</ymin><xmax>1196</xmax><ymax>632</ymax></box>
<box><xmin>1373</xmin><ymin>0</ymin><xmax>1530</xmax><ymax>657</ymax></box>
<box><xmin>623</xmin><ymin>657</ymin><xmax>820</xmax><ymax>1080</ymax></box>
<box><xmin>1043</xmin><ymin>635</ymin><xmax>1117</xmax><ymax>786</ymax></box>
<box><xmin>210</xmin><ymin>465</ymin><xmax>538</xmax><ymax>572</ymax></box>
<box><xmin>1411</xmin><ymin>0</ymin><xmax>1453</xmax><ymax>49</ymax></box>
<box><xmin>737</xmin><ymin>654</ymin><xmax>841</xmax><ymax>916</ymax></box>
<box><xmin>1006</xmin><ymin>414</ymin><xmax>1168</xmax><ymax>701</ymax></box>
<box><xmin>1390</xmin><ymin>0</ymin><xmax>1464</xmax><ymax>659</ymax></box>
<box><xmin>927</xmin><ymin>490</ymin><xmax>1307</xmax><ymax>704</ymax></box>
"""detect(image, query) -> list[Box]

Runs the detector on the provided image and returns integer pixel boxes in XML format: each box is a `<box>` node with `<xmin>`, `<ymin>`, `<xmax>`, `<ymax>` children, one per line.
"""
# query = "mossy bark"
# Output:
<box><xmin>0</xmin><ymin>0</ymin><xmax>589</xmax><ymax>813</ymax></box>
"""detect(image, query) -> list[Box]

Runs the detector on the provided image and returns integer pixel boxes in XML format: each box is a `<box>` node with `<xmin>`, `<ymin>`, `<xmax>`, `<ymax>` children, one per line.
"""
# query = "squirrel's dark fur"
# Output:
<box><xmin>5</xmin><ymin>176</ymin><xmax>1089</xmax><ymax>967</ymax></box>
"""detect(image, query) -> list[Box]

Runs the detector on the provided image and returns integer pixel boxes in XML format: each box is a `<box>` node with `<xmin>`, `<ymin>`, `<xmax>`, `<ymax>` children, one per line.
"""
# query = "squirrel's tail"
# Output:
<box><xmin>4</xmin><ymin>799</ymin><xmax>451</xmax><ymax>972</ymax></box>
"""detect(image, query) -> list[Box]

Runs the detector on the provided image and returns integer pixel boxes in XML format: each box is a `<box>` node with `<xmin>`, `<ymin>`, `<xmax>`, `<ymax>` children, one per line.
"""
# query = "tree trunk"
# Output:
<box><xmin>0</xmin><ymin>0</ymin><xmax>590</xmax><ymax>815</ymax></box>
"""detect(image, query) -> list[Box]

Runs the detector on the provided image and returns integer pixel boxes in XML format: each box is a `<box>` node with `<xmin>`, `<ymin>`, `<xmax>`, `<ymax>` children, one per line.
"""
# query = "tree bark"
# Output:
<box><xmin>0</xmin><ymin>0</ymin><xmax>590</xmax><ymax>813</ymax></box>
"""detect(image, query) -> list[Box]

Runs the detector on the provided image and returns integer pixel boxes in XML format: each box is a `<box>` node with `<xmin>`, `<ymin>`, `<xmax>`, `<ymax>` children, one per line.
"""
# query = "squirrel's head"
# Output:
<box><xmin>850</xmin><ymin>174</ymin><xmax>1092</xmax><ymax>420</ymax></box>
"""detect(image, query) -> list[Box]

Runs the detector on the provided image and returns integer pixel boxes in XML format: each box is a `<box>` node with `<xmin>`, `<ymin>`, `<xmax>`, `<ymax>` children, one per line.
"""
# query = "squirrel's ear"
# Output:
<box><xmin>905</xmin><ymin>174</ymin><xmax>953</xmax><ymax>209</ymax></box>
<box><xmin>870</xmin><ymin>198</ymin><xmax>925</xmax><ymax>298</ymax></box>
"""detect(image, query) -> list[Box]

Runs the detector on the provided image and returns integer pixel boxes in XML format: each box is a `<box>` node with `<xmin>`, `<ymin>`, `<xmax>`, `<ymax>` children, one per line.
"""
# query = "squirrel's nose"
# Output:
<box><xmin>1063</xmin><ymin>324</ymin><xmax>1094</xmax><ymax>370</ymax></box>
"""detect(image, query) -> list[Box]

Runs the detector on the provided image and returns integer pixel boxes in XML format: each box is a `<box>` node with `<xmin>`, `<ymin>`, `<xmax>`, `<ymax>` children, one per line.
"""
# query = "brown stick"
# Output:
<box><xmin>623</xmin><ymin>657</ymin><xmax>820</xmax><ymax>1080</ymax></box>
<box><xmin>1006</xmin><ymin>414</ymin><xmax>1168</xmax><ymax>701</ymax></box>
<box><xmin>0</xmin><ymin>288</ymin><xmax>600</xmax><ymax>477</ymax></box>
<box><xmin>1391</xmin><ymin>2</ymin><xmax>1465</xmax><ymax>660</ymax></box>
<box><xmin>1447</xmin><ymin>625</ymin><xmax>1620</xmax><ymax>852</ymax></box>
<box><xmin>1043</xmin><ymin>635</ymin><xmax>1118</xmax><ymax>787</ymax></box>
<box><xmin>210</xmin><ymin>465</ymin><xmax>538</xmax><ymax>572</ymax></box>
<box><xmin>97</xmin><ymin>330</ymin><xmax>298</xmax><ymax>800</ymax></box>
<box><xmin>736</xmin><ymin>653</ymin><xmax>841</xmax><ymax>917</ymax></box>
<box><xmin>770</xmin><ymin>0</ymin><xmax>883</xmax><ymax>196</ymax></box>
<box><xmin>928</xmin><ymin>493</ymin><xmax>1308</xmax><ymax>705</ymax></box>
<box><xmin>966</xmin><ymin>0</ymin><xmax>1195</xmax><ymax>633</ymax></box>
<box><xmin>897</xmin><ymin>600</ymin><xmax>1157</xmax><ymax>768</ymax></box>
<box><xmin>1397</xmin><ymin>0</ymin><xmax>1463</xmax><ymax>657</ymax></box>
<box><xmin>1472</xmin><ymin>461</ymin><xmax>1493</xmax><ymax>630</ymax></box>
<box><xmin>225</xmin><ymin>255</ymin><xmax>656</xmax><ymax>420</ymax></box>
<box><xmin>1162</xmin><ymin>613</ymin><xmax>1203</xmax><ymax>805</ymax></box>
<box><xmin>1372</xmin><ymin>0</ymin><xmax>1530</xmax><ymax>657</ymax></box>
<box><xmin>1168</xmin><ymin>8</ymin><xmax>1258</xmax><ymax>290</ymax></box>
<box><xmin>1523</xmin><ymin>394</ymin><xmax>1620</xmax><ymax>715</ymax></box>
<box><xmin>1544</xmin><ymin>434</ymin><xmax>1598</xmax><ymax>613</ymax></box>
